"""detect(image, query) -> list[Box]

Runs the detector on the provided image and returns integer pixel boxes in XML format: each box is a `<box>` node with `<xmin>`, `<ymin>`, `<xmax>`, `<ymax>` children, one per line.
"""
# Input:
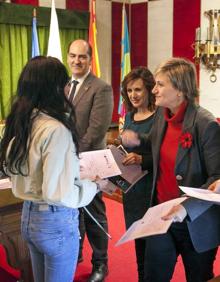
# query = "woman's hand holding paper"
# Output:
<box><xmin>208</xmin><ymin>179</ymin><xmax>220</xmax><ymax>193</ymax></box>
<box><xmin>122</xmin><ymin>152</ymin><xmax>142</xmax><ymax>166</ymax></box>
<box><xmin>161</xmin><ymin>204</ymin><xmax>187</xmax><ymax>223</ymax></box>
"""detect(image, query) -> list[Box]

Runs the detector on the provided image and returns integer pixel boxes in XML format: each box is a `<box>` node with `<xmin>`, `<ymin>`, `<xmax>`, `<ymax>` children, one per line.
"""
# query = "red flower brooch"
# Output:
<box><xmin>180</xmin><ymin>132</ymin><xmax>193</xmax><ymax>149</ymax></box>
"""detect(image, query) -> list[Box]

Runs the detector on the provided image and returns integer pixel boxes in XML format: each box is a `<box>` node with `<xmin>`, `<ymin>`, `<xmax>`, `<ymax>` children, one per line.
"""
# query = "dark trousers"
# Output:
<box><xmin>135</xmin><ymin>239</ymin><xmax>146</xmax><ymax>282</ymax></box>
<box><xmin>144</xmin><ymin>222</ymin><xmax>217</xmax><ymax>282</ymax></box>
<box><xmin>79</xmin><ymin>192</ymin><xmax>108</xmax><ymax>266</ymax></box>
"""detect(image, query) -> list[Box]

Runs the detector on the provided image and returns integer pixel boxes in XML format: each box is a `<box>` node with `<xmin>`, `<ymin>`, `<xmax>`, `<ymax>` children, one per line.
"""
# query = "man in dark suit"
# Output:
<box><xmin>67</xmin><ymin>39</ymin><xmax>113</xmax><ymax>282</ymax></box>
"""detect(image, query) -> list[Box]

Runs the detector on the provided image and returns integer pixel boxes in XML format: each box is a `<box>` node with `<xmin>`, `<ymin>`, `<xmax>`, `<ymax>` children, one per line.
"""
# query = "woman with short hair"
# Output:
<box><xmin>122</xmin><ymin>58</ymin><xmax>220</xmax><ymax>282</ymax></box>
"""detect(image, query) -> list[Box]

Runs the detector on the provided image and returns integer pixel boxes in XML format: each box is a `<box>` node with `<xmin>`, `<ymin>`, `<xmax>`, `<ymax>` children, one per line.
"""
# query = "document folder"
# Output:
<box><xmin>108</xmin><ymin>145</ymin><xmax>148</xmax><ymax>193</ymax></box>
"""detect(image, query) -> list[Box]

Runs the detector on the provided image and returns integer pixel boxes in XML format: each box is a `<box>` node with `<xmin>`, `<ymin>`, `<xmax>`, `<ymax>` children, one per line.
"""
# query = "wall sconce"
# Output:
<box><xmin>194</xmin><ymin>9</ymin><xmax>220</xmax><ymax>82</ymax></box>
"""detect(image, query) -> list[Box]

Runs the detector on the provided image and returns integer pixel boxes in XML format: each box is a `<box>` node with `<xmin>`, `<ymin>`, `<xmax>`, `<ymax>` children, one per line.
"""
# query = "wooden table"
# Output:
<box><xmin>0</xmin><ymin>188</ymin><xmax>33</xmax><ymax>282</ymax></box>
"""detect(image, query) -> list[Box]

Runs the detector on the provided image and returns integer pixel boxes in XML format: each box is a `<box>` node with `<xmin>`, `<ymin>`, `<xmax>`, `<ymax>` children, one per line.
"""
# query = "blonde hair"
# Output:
<box><xmin>154</xmin><ymin>57</ymin><xmax>199</xmax><ymax>102</ymax></box>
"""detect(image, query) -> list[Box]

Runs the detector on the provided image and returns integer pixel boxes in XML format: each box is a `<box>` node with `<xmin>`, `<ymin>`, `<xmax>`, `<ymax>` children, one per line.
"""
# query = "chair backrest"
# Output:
<box><xmin>0</xmin><ymin>243</ymin><xmax>21</xmax><ymax>280</ymax></box>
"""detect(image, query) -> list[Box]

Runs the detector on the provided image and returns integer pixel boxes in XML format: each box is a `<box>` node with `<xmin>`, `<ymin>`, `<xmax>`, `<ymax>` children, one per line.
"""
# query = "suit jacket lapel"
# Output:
<box><xmin>175</xmin><ymin>103</ymin><xmax>198</xmax><ymax>166</ymax></box>
<box><xmin>73</xmin><ymin>73</ymin><xmax>93</xmax><ymax>106</ymax></box>
<box><xmin>152</xmin><ymin>108</ymin><xmax>167</xmax><ymax>172</ymax></box>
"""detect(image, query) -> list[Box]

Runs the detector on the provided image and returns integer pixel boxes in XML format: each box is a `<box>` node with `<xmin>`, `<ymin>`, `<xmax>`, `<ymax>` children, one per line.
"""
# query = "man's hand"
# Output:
<box><xmin>162</xmin><ymin>204</ymin><xmax>187</xmax><ymax>223</ymax></box>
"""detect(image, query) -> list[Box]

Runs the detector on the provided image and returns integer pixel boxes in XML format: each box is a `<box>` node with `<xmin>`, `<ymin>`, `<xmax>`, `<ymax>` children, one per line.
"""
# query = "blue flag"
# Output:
<box><xmin>32</xmin><ymin>10</ymin><xmax>40</xmax><ymax>58</ymax></box>
<box><xmin>118</xmin><ymin>5</ymin><xmax>131</xmax><ymax>132</ymax></box>
<box><xmin>118</xmin><ymin>5</ymin><xmax>131</xmax><ymax>117</ymax></box>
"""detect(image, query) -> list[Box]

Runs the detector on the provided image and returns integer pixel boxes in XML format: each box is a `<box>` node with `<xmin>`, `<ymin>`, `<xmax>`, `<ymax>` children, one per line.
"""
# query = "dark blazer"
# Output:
<box><xmin>72</xmin><ymin>72</ymin><xmax>113</xmax><ymax>152</ymax></box>
<box><xmin>140</xmin><ymin>103</ymin><xmax>220</xmax><ymax>252</ymax></box>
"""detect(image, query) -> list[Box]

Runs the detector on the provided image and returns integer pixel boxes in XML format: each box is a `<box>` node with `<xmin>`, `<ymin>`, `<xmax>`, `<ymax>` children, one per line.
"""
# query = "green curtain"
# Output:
<box><xmin>0</xmin><ymin>24</ymin><xmax>29</xmax><ymax>120</ymax></box>
<box><xmin>0</xmin><ymin>24</ymin><xmax>87</xmax><ymax>120</ymax></box>
<box><xmin>0</xmin><ymin>3</ymin><xmax>88</xmax><ymax>120</ymax></box>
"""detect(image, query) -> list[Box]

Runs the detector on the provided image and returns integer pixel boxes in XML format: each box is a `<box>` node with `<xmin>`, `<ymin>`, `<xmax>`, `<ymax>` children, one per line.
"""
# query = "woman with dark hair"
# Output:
<box><xmin>120</xmin><ymin>66</ymin><xmax>155</xmax><ymax>282</ymax></box>
<box><xmin>122</xmin><ymin>58</ymin><xmax>220</xmax><ymax>282</ymax></box>
<box><xmin>0</xmin><ymin>56</ymin><xmax>99</xmax><ymax>282</ymax></box>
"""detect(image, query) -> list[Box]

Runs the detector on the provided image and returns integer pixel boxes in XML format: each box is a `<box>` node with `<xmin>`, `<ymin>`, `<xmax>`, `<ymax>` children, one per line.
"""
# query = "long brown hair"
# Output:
<box><xmin>121</xmin><ymin>66</ymin><xmax>155</xmax><ymax>112</ymax></box>
<box><xmin>0</xmin><ymin>56</ymin><xmax>79</xmax><ymax>176</ymax></box>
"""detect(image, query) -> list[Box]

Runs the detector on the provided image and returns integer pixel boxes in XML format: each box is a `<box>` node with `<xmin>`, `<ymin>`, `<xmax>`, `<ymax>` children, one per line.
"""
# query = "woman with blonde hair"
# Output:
<box><xmin>122</xmin><ymin>57</ymin><xmax>220</xmax><ymax>282</ymax></box>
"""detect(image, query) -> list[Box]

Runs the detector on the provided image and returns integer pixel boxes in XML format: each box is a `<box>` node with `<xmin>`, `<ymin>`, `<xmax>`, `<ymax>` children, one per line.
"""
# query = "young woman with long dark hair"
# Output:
<box><xmin>0</xmin><ymin>56</ymin><xmax>98</xmax><ymax>282</ymax></box>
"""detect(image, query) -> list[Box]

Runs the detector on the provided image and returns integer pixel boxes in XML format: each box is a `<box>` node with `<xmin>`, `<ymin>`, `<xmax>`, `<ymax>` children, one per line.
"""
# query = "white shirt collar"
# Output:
<box><xmin>71</xmin><ymin>69</ymin><xmax>90</xmax><ymax>84</ymax></box>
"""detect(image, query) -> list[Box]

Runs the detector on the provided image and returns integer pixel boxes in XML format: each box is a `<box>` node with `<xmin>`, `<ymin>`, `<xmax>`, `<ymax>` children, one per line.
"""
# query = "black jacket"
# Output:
<box><xmin>140</xmin><ymin>103</ymin><xmax>220</xmax><ymax>252</ymax></box>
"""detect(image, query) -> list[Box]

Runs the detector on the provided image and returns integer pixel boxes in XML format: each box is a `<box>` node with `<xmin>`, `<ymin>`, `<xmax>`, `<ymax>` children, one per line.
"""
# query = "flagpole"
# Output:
<box><xmin>129</xmin><ymin>0</ymin><xmax>131</xmax><ymax>49</ymax></box>
<box><xmin>33</xmin><ymin>8</ymin><xmax>36</xmax><ymax>18</ymax></box>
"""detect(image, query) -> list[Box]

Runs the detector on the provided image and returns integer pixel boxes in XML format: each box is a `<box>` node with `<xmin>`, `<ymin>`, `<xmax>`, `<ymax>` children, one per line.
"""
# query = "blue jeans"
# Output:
<box><xmin>21</xmin><ymin>201</ymin><xmax>79</xmax><ymax>282</ymax></box>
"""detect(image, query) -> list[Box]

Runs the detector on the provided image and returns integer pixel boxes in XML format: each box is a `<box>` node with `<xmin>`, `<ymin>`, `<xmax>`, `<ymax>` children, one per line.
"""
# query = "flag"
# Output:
<box><xmin>111</xmin><ymin>0</ymin><xmax>202</xmax><ymax>122</ymax></box>
<box><xmin>89</xmin><ymin>0</ymin><xmax>101</xmax><ymax>77</ymax></box>
<box><xmin>31</xmin><ymin>8</ymin><xmax>40</xmax><ymax>58</ymax></box>
<box><xmin>118</xmin><ymin>4</ymin><xmax>131</xmax><ymax>132</ymax></box>
<box><xmin>47</xmin><ymin>0</ymin><xmax>62</xmax><ymax>62</ymax></box>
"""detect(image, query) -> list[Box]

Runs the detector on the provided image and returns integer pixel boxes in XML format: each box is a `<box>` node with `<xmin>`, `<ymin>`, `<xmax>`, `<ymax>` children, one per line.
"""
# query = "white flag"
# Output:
<box><xmin>47</xmin><ymin>0</ymin><xmax>62</xmax><ymax>62</ymax></box>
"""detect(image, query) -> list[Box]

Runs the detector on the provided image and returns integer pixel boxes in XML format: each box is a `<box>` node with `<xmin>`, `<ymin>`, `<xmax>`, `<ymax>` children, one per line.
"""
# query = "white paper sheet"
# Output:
<box><xmin>116</xmin><ymin>197</ymin><xmax>187</xmax><ymax>246</ymax></box>
<box><xmin>0</xmin><ymin>178</ymin><xmax>12</xmax><ymax>190</ymax></box>
<box><xmin>79</xmin><ymin>149</ymin><xmax>121</xmax><ymax>180</ymax></box>
<box><xmin>179</xmin><ymin>186</ymin><xmax>220</xmax><ymax>203</ymax></box>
